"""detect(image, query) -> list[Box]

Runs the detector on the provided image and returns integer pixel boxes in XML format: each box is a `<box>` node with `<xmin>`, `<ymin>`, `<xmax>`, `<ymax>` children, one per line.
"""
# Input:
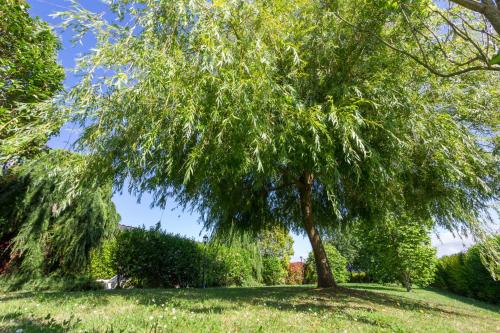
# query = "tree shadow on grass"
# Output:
<box><xmin>424</xmin><ymin>287</ymin><xmax>499</xmax><ymax>313</ymax></box>
<box><xmin>1</xmin><ymin>311</ymin><xmax>81</xmax><ymax>333</ymax></box>
<box><xmin>346</xmin><ymin>284</ymin><xmax>407</xmax><ymax>292</ymax></box>
<box><xmin>347</xmin><ymin>284</ymin><xmax>499</xmax><ymax>314</ymax></box>
<box><xmin>116</xmin><ymin>285</ymin><xmax>481</xmax><ymax>319</ymax></box>
<box><xmin>2</xmin><ymin>285</ymin><xmax>478</xmax><ymax>318</ymax></box>
<box><xmin>1</xmin><ymin>285</ymin><xmax>493</xmax><ymax>332</ymax></box>
<box><xmin>0</xmin><ymin>289</ymin><xmax>113</xmax><ymax>308</ymax></box>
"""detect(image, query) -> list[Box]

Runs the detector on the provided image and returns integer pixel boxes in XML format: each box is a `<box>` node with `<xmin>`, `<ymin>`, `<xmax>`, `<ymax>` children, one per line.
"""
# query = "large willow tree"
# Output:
<box><xmin>59</xmin><ymin>0</ymin><xmax>497</xmax><ymax>287</ymax></box>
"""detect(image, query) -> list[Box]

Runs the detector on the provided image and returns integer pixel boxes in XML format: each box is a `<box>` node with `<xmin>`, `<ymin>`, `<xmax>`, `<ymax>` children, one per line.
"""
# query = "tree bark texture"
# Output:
<box><xmin>299</xmin><ymin>171</ymin><xmax>337</xmax><ymax>288</ymax></box>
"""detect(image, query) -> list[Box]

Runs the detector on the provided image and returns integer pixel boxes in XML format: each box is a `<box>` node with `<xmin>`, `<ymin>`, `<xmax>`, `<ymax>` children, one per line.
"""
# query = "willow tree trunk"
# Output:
<box><xmin>299</xmin><ymin>171</ymin><xmax>337</xmax><ymax>288</ymax></box>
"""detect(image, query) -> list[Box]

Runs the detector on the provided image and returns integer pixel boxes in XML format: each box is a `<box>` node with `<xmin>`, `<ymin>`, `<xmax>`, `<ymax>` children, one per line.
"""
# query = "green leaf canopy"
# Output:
<box><xmin>0</xmin><ymin>150</ymin><xmax>120</xmax><ymax>275</ymax></box>
<box><xmin>59</xmin><ymin>0</ymin><xmax>497</xmax><ymax>286</ymax></box>
<box><xmin>0</xmin><ymin>0</ymin><xmax>65</xmax><ymax>162</ymax></box>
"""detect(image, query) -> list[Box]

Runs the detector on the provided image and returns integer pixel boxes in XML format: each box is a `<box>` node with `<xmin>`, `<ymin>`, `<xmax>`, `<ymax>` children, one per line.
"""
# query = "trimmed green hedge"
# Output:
<box><xmin>433</xmin><ymin>236</ymin><xmax>499</xmax><ymax>304</ymax></box>
<box><xmin>91</xmin><ymin>226</ymin><xmax>265</xmax><ymax>288</ymax></box>
<box><xmin>112</xmin><ymin>226</ymin><xmax>203</xmax><ymax>288</ymax></box>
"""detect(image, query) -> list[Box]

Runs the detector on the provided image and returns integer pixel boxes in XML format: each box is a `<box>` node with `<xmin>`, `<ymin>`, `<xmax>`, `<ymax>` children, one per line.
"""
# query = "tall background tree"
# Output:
<box><xmin>58</xmin><ymin>0</ymin><xmax>497</xmax><ymax>288</ymax></box>
<box><xmin>355</xmin><ymin>217</ymin><xmax>437</xmax><ymax>291</ymax></box>
<box><xmin>0</xmin><ymin>0</ymin><xmax>65</xmax><ymax>163</ymax></box>
<box><xmin>257</xmin><ymin>226</ymin><xmax>294</xmax><ymax>285</ymax></box>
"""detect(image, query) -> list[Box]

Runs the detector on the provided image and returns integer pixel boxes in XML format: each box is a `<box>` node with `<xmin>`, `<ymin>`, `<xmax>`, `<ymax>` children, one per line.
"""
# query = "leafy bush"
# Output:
<box><xmin>348</xmin><ymin>272</ymin><xmax>371</xmax><ymax>283</ymax></box>
<box><xmin>256</xmin><ymin>226</ymin><xmax>293</xmax><ymax>285</ymax></box>
<box><xmin>205</xmin><ymin>244</ymin><xmax>259</xmax><ymax>287</ymax></box>
<box><xmin>304</xmin><ymin>244</ymin><xmax>348</xmax><ymax>284</ymax></box>
<box><xmin>112</xmin><ymin>226</ymin><xmax>262</xmax><ymax>288</ymax></box>
<box><xmin>114</xmin><ymin>224</ymin><xmax>202</xmax><ymax>288</ymax></box>
<box><xmin>261</xmin><ymin>256</ymin><xmax>287</xmax><ymax>285</ymax></box>
<box><xmin>355</xmin><ymin>218</ymin><xmax>437</xmax><ymax>291</ymax></box>
<box><xmin>286</xmin><ymin>262</ymin><xmax>304</xmax><ymax>285</ymax></box>
<box><xmin>90</xmin><ymin>239</ymin><xmax>117</xmax><ymax>279</ymax></box>
<box><xmin>433</xmin><ymin>254</ymin><xmax>467</xmax><ymax>292</ymax></box>
<box><xmin>433</xmin><ymin>236</ymin><xmax>499</xmax><ymax>304</ymax></box>
<box><xmin>462</xmin><ymin>245</ymin><xmax>499</xmax><ymax>303</ymax></box>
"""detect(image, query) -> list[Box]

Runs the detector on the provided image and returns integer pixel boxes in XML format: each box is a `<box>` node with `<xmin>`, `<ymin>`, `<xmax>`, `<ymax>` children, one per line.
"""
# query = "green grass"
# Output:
<box><xmin>0</xmin><ymin>284</ymin><xmax>498</xmax><ymax>332</ymax></box>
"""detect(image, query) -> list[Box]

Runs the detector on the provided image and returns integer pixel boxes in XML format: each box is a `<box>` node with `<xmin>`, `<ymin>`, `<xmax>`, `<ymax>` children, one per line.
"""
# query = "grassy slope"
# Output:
<box><xmin>0</xmin><ymin>284</ymin><xmax>498</xmax><ymax>333</ymax></box>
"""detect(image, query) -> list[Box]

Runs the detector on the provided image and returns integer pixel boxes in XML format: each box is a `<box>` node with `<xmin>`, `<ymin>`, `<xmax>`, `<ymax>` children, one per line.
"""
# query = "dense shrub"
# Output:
<box><xmin>462</xmin><ymin>246</ymin><xmax>499</xmax><ymax>302</ymax></box>
<box><xmin>114</xmin><ymin>225</ymin><xmax>202</xmax><ymax>288</ymax></box>
<box><xmin>433</xmin><ymin>236</ymin><xmax>499</xmax><ymax>304</ymax></box>
<box><xmin>287</xmin><ymin>262</ymin><xmax>304</xmax><ymax>285</ymax></box>
<box><xmin>90</xmin><ymin>239</ymin><xmax>117</xmax><ymax>279</ymax></box>
<box><xmin>433</xmin><ymin>254</ymin><xmax>467</xmax><ymax>292</ymax></box>
<box><xmin>262</xmin><ymin>256</ymin><xmax>287</xmax><ymax>285</ymax></box>
<box><xmin>256</xmin><ymin>226</ymin><xmax>293</xmax><ymax>286</ymax></box>
<box><xmin>354</xmin><ymin>219</ymin><xmax>437</xmax><ymax>291</ymax></box>
<box><xmin>110</xmin><ymin>226</ymin><xmax>263</xmax><ymax>288</ymax></box>
<box><xmin>89</xmin><ymin>226</ymin><xmax>297</xmax><ymax>288</ymax></box>
<box><xmin>348</xmin><ymin>272</ymin><xmax>371</xmax><ymax>283</ymax></box>
<box><xmin>304</xmin><ymin>244</ymin><xmax>348</xmax><ymax>284</ymax></box>
<box><xmin>205</xmin><ymin>244</ymin><xmax>259</xmax><ymax>287</ymax></box>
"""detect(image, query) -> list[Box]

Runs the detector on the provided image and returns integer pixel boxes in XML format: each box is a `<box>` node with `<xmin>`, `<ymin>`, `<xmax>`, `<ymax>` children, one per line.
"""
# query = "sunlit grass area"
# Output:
<box><xmin>0</xmin><ymin>284</ymin><xmax>498</xmax><ymax>332</ymax></box>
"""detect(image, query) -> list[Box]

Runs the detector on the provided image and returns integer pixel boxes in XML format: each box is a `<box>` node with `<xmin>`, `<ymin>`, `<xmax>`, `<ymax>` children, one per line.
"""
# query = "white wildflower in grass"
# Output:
<box><xmin>15</xmin><ymin>329</ymin><xmax>23</xmax><ymax>333</ymax></box>
<box><xmin>149</xmin><ymin>316</ymin><xmax>154</xmax><ymax>321</ymax></box>
<box><xmin>172</xmin><ymin>308</ymin><xmax>176</xmax><ymax>314</ymax></box>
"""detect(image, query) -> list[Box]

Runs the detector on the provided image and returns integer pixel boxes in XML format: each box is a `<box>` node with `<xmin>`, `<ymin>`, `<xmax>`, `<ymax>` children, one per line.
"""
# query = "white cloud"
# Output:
<box><xmin>431</xmin><ymin>231</ymin><xmax>473</xmax><ymax>257</ymax></box>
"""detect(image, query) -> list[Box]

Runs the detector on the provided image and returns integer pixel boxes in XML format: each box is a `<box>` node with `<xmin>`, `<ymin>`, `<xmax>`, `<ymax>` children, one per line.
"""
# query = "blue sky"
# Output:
<box><xmin>26</xmin><ymin>0</ymin><xmax>479</xmax><ymax>259</ymax></box>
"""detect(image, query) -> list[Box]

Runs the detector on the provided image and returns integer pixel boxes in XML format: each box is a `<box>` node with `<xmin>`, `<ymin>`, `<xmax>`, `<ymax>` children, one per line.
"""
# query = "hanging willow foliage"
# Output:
<box><xmin>56</xmin><ymin>0</ymin><xmax>498</xmax><ymax>286</ymax></box>
<box><xmin>1</xmin><ymin>149</ymin><xmax>120</xmax><ymax>275</ymax></box>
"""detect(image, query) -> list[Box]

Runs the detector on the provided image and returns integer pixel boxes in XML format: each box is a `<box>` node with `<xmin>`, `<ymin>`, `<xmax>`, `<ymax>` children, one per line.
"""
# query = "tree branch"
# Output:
<box><xmin>333</xmin><ymin>11</ymin><xmax>500</xmax><ymax>77</ymax></box>
<box><xmin>265</xmin><ymin>182</ymin><xmax>295</xmax><ymax>193</ymax></box>
<box><xmin>451</xmin><ymin>0</ymin><xmax>500</xmax><ymax>35</ymax></box>
<box><xmin>451</xmin><ymin>0</ymin><xmax>487</xmax><ymax>13</ymax></box>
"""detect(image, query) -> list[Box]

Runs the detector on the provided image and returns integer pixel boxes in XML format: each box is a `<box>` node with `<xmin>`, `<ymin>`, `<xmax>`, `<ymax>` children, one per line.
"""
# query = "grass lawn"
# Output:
<box><xmin>0</xmin><ymin>283</ymin><xmax>498</xmax><ymax>332</ymax></box>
